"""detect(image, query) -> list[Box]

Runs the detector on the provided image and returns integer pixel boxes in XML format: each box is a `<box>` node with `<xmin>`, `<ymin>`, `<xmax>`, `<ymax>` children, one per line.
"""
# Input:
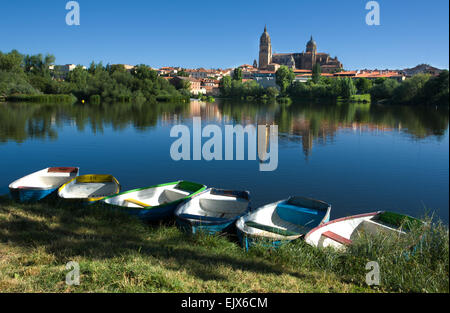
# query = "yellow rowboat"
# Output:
<box><xmin>58</xmin><ymin>174</ymin><xmax>120</xmax><ymax>202</ymax></box>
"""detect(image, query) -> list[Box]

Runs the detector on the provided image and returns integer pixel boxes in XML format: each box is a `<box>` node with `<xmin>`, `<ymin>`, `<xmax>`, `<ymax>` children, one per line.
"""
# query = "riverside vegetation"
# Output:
<box><xmin>0</xmin><ymin>50</ymin><xmax>190</xmax><ymax>104</ymax></box>
<box><xmin>0</xmin><ymin>195</ymin><xmax>448</xmax><ymax>293</ymax></box>
<box><xmin>220</xmin><ymin>65</ymin><xmax>449</xmax><ymax>106</ymax></box>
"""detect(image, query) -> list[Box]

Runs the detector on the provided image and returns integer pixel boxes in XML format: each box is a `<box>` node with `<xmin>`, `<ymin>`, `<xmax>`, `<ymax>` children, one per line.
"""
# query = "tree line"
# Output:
<box><xmin>0</xmin><ymin>50</ymin><xmax>190</xmax><ymax>103</ymax></box>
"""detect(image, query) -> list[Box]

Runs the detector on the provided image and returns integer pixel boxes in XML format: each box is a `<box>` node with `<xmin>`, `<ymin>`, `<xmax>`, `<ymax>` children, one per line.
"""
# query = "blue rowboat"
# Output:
<box><xmin>101</xmin><ymin>181</ymin><xmax>206</xmax><ymax>221</ymax></box>
<box><xmin>58</xmin><ymin>174</ymin><xmax>121</xmax><ymax>203</ymax></box>
<box><xmin>175</xmin><ymin>188</ymin><xmax>250</xmax><ymax>235</ymax></box>
<box><xmin>9</xmin><ymin>167</ymin><xmax>79</xmax><ymax>202</ymax></box>
<box><xmin>236</xmin><ymin>196</ymin><xmax>331</xmax><ymax>251</ymax></box>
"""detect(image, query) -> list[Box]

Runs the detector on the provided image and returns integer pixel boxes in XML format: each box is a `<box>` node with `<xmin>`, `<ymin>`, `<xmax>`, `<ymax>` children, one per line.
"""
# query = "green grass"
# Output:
<box><xmin>350</xmin><ymin>94</ymin><xmax>371</xmax><ymax>103</ymax></box>
<box><xmin>0</xmin><ymin>195</ymin><xmax>447</xmax><ymax>293</ymax></box>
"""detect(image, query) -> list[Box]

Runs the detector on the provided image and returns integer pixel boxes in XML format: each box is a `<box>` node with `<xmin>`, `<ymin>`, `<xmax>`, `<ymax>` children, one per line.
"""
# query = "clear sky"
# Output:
<box><xmin>0</xmin><ymin>0</ymin><xmax>448</xmax><ymax>70</ymax></box>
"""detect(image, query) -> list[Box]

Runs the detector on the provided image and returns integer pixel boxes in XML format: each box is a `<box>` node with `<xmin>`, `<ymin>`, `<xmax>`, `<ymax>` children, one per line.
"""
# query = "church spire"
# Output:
<box><xmin>264</xmin><ymin>25</ymin><xmax>267</xmax><ymax>32</ymax></box>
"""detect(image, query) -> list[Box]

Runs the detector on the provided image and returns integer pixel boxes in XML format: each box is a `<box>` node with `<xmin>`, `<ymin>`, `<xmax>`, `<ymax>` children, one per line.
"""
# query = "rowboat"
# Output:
<box><xmin>9</xmin><ymin>167</ymin><xmax>79</xmax><ymax>202</ymax></box>
<box><xmin>175</xmin><ymin>188</ymin><xmax>250</xmax><ymax>235</ymax></box>
<box><xmin>304</xmin><ymin>211</ymin><xmax>423</xmax><ymax>251</ymax></box>
<box><xmin>236</xmin><ymin>196</ymin><xmax>331</xmax><ymax>250</ymax></box>
<box><xmin>101</xmin><ymin>181</ymin><xmax>206</xmax><ymax>221</ymax></box>
<box><xmin>58</xmin><ymin>174</ymin><xmax>120</xmax><ymax>202</ymax></box>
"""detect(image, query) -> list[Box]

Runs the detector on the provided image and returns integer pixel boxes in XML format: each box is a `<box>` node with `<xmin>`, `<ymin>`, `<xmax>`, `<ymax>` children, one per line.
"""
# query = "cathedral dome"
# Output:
<box><xmin>306</xmin><ymin>36</ymin><xmax>317</xmax><ymax>53</ymax></box>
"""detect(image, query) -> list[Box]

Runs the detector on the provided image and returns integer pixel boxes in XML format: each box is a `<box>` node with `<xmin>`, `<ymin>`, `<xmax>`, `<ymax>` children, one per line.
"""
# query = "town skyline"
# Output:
<box><xmin>1</xmin><ymin>0</ymin><xmax>449</xmax><ymax>70</ymax></box>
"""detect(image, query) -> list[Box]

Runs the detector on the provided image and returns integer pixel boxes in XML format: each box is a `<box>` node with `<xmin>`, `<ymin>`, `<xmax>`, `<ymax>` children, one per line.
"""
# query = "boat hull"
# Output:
<box><xmin>9</xmin><ymin>187</ymin><xmax>57</xmax><ymax>203</ymax></box>
<box><xmin>176</xmin><ymin>217</ymin><xmax>236</xmax><ymax>235</ymax></box>
<box><xmin>175</xmin><ymin>188</ymin><xmax>251</xmax><ymax>235</ymax></box>
<box><xmin>236</xmin><ymin>226</ymin><xmax>294</xmax><ymax>251</ymax></box>
<box><xmin>9</xmin><ymin>167</ymin><xmax>79</xmax><ymax>203</ymax></box>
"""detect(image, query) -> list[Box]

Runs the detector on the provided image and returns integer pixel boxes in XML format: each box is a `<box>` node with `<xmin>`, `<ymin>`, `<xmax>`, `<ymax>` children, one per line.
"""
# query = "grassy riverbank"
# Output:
<box><xmin>0</xmin><ymin>195</ymin><xmax>447</xmax><ymax>293</ymax></box>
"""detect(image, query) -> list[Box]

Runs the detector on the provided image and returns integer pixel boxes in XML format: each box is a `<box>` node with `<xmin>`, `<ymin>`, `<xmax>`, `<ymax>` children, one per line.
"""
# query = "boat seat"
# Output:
<box><xmin>245</xmin><ymin>221</ymin><xmax>301</xmax><ymax>236</ymax></box>
<box><xmin>321</xmin><ymin>231</ymin><xmax>352</xmax><ymax>245</ymax></box>
<box><xmin>124</xmin><ymin>198</ymin><xmax>151</xmax><ymax>207</ymax></box>
<box><xmin>276</xmin><ymin>202</ymin><xmax>323</xmax><ymax>227</ymax></box>
<box><xmin>178</xmin><ymin>213</ymin><xmax>228</xmax><ymax>222</ymax></box>
<box><xmin>161</xmin><ymin>189</ymin><xmax>190</xmax><ymax>202</ymax></box>
<box><xmin>48</xmin><ymin>167</ymin><xmax>78</xmax><ymax>173</ymax></box>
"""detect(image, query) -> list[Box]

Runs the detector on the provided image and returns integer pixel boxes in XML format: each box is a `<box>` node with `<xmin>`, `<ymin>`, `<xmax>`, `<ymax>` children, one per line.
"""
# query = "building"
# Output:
<box><xmin>172</xmin><ymin>76</ymin><xmax>205</xmax><ymax>95</ymax></box>
<box><xmin>201</xmin><ymin>78</ymin><xmax>220</xmax><ymax>96</ymax></box>
<box><xmin>258</xmin><ymin>26</ymin><xmax>343</xmax><ymax>73</ymax></box>
<box><xmin>111</xmin><ymin>64</ymin><xmax>135</xmax><ymax>72</ymax></box>
<box><xmin>401</xmin><ymin>64</ymin><xmax>443</xmax><ymax>77</ymax></box>
<box><xmin>254</xmin><ymin>70</ymin><xmax>277</xmax><ymax>88</ymax></box>
<box><xmin>49</xmin><ymin>64</ymin><xmax>86</xmax><ymax>80</ymax></box>
<box><xmin>157</xmin><ymin>67</ymin><xmax>178</xmax><ymax>76</ymax></box>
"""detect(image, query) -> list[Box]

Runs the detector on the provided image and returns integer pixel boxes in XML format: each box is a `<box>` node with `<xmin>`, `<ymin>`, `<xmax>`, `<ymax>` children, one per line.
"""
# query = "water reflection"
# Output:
<box><xmin>1</xmin><ymin>100</ymin><xmax>448</xmax><ymax>158</ymax></box>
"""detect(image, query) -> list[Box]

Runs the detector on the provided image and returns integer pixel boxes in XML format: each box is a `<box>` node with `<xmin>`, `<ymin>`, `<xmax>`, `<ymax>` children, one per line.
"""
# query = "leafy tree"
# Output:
<box><xmin>67</xmin><ymin>66</ymin><xmax>89</xmax><ymax>89</ymax></box>
<box><xmin>312</xmin><ymin>63</ymin><xmax>322</xmax><ymax>83</ymax></box>
<box><xmin>23</xmin><ymin>53</ymin><xmax>55</xmax><ymax>75</ymax></box>
<box><xmin>0</xmin><ymin>50</ymin><xmax>23</xmax><ymax>73</ymax></box>
<box><xmin>266</xmin><ymin>87</ymin><xmax>279</xmax><ymax>99</ymax></box>
<box><xmin>276</xmin><ymin>65</ymin><xmax>295</xmax><ymax>94</ymax></box>
<box><xmin>220</xmin><ymin>76</ymin><xmax>232</xmax><ymax>96</ymax></box>
<box><xmin>177</xmin><ymin>70</ymin><xmax>190</xmax><ymax>77</ymax></box>
<box><xmin>171</xmin><ymin>77</ymin><xmax>191</xmax><ymax>90</ymax></box>
<box><xmin>391</xmin><ymin>74</ymin><xmax>430</xmax><ymax>104</ymax></box>
<box><xmin>420</xmin><ymin>70</ymin><xmax>449</xmax><ymax>106</ymax></box>
<box><xmin>131</xmin><ymin>64</ymin><xmax>157</xmax><ymax>81</ymax></box>
<box><xmin>233</xmin><ymin>68</ymin><xmax>242</xmax><ymax>81</ymax></box>
<box><xmin>355</xmin><ymin>78</ymin><xmax>373</xmax><ymax>94</ymax></box>
<box><xmin>370</xmin><ymin>79</ymin><xmax>400</xmax><ymax>101</ymax></box>
<box><xmin>339</xmin><ymin>77</ymin><xmax>357</xmax><ymax>99</ymax></box>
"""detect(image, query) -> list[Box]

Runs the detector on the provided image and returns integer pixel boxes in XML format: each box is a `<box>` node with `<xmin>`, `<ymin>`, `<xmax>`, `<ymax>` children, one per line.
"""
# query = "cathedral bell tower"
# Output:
<box><xmin>259</xmin><ymin>25</ymin><xmax>272</xmax><ymax>70</ymax></box>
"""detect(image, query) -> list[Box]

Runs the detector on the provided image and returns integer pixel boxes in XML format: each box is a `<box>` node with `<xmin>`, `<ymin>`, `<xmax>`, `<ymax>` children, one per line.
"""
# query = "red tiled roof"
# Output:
<box><xmin>334</xmin><ymin>71</ymin><xmax>357</xmax><ymax>75</ymax></box>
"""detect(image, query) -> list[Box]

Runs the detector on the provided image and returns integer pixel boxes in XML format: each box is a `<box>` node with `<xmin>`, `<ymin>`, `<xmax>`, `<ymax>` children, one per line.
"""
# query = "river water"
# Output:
<box><xmin>0</xmin><ymin>100</ymin><xmax>448</xmax><ymax>222</ymax></box>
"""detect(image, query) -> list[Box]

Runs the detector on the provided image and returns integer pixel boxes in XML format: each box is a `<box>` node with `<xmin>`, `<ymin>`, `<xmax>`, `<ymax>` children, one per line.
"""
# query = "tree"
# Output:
<box><xmin>355</xmin><ymin>78</ymin><xmax>373</xmax><ymax>94</ymax></box>
<box><xmin>23</xmin><ymin>53</ymin><xmax>55</xmax><ymax>75</ymax></box>
<box><xmin>275</xmin><ymin>65</ymin><xmax>295</xmax><ymax>94</ymax></box>
<box><xmin>312</xmin><ymin>63</ymin><xmax>322</xmax><ymax>83</ymax></box>
<box><xmin>233</xmin><ymin>68</ymin><xmax>242</xmax><ymax>81</ymax></box>
<box><xmin>369</xmin><ymin>78</ymin><xmax>399</xmax><ymax>101</ymax></box>
<box><xmin>339</xmin><ymin>77</ymin><xmax>357</xmax><ymax>99</ymax></box>
<box><xmin>420</xmin><ymin>70</ymin><xmax>449</xmax><ymax>106</ymax></box>
<box><xmin>171</xmin><ymin>77</ymin><xmax>190</xmax><ymax>90</ymax></box>
<box><xmin>265</xmin><ymin>86</ymin><xmax>279</xmax><ymax>99</ymax></box>
<box><xmin>0</xmin><ymin>50</ymin><xmax>24</xmax><ymax>73</ymax></box>
<box><xmin>220</xmin><ymin>76</ymin><xmax>232</xmax><ymax>96</ymax></box>
<box><xmin>391</xmin><ymin>74</ymin><xmax>430</xmax><ymax>104</ymax></box>
<box><xmin>177</xmin><ymin>70</ymin><xmax>189</xmax><ymax>77</ymax></box>
<box><xmin>131</xmin><ymin>64</ymin><xmax>157</xmax><ymax>81</ymax></box>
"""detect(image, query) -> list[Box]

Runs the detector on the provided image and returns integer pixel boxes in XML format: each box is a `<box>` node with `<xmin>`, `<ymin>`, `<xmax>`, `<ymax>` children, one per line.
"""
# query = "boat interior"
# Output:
<box><xmin>106</xmin><ymin>184</ymin><xmax>191</xmax><ymax>208</ymax></box>
<box><xmin>350</xmin><ymin>218</ymin><xmax>404</xmax><ymax>240</ymax></box>
<box><xmin>64</xmin><ymin>182</ymin><xmax>118</xmax><ymax>198</ymax></box>
<box><xmin>184</xmin><ymin>193</ymin><xmax>249</xmax><ymax>219</ymax></box>
<box><xmin>10</xmin><ymin>169</ymin><xmax>78</xmax><ymax>189</ymax></box>
<box><xmin>242</xmin><ymin>199</ymin><xmax>327</xmax><ymax>237</ymax></box>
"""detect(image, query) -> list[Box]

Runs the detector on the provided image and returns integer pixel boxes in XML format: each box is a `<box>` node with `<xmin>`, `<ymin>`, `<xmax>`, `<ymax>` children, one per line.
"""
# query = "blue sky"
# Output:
<box><xmin>0</xmin><ymin>0</ymin><xmax>448</xmax><ymax>70</ymax></box>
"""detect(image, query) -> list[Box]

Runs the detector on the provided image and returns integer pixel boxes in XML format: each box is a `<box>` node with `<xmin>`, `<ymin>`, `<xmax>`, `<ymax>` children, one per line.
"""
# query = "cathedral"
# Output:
<box><xmin>258</xmin><ymin>26</ymin><xmax>343</xmax><ymax>73</ymax></box>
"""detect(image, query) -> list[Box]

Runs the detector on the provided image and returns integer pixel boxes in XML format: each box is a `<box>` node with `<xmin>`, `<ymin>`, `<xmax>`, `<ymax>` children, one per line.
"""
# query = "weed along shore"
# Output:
<box><xmin>0</xmin><ymin>195</ymin><xmax>447</xmax><ymax>293</ymax></box>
